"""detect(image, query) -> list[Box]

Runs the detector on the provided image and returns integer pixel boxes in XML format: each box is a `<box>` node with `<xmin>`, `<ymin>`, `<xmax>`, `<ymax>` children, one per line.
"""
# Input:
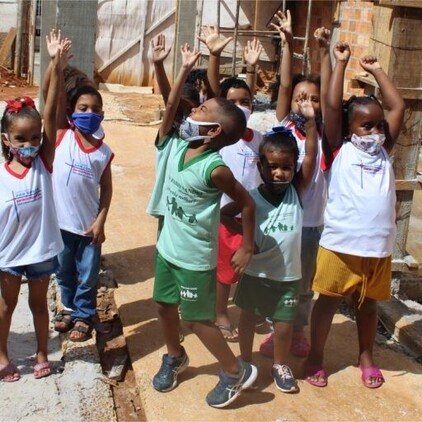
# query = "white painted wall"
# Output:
<box><xmin>0</xmin><ymin>1</ymin><xmax>18</xmax><ymax>32</ymax></box>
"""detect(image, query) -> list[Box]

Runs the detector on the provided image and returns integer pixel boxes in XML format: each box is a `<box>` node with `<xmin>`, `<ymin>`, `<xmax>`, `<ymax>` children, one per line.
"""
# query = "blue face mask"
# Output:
<box><xmin>72</xmin><ymin>112</ymin><xmax>104</xmax><ymax>135</ymax></box>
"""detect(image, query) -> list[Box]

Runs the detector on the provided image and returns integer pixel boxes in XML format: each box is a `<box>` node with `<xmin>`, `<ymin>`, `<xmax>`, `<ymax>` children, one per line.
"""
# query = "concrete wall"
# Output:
<box><xmin>0</xmin><ymin>0</ymin><xmax>17</xmax><ymax>32</ymax></box>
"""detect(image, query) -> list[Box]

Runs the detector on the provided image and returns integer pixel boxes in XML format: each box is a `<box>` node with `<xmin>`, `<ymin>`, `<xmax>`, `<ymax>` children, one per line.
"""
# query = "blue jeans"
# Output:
<box><xmin>56</xmin><ymin>230</ymin><xmax>101</xmax><ymax>321</ymax></box>
<box><xmin>294</xmin><ymin>226</ymin><xmax>322</xmax><ymax>330</ymax></box>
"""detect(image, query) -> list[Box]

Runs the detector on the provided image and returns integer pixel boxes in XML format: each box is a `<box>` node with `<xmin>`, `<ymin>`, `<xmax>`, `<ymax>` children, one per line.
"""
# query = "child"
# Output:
<box><xmin>198</xmin><ymin>26</ymin><xmax>264</xmax><ymax>341</ymax></box>
<box><xmin>0</xmin><ymin>48</ymin><xmax>64</xmax><ymax>381</ymax></box>
<box><xmin>47</xmin><ymin>35</ymin><xmax>114</xmax><ymax>341</ymax></box>
<box><xmin>305</xmin><ymin>42</ymin><xmax>405</xmax><ymax>389</ymax></box>
<box><xmin>222</xmin><ymin>91</ymin><xmax>318</xmax><ymax>393</ymax></box>
<box><xmin>260</xmin><ymin>10</ymin><xmax>332</xmax><ymax>358</ymax></box>
<box><xmin>151</xmin><ymin>43</ymin><xmax>257</xmax><ymax>408</ymax></box>
<box><xmin>216</xmin><ymin>76</ymin><xmax>264</xmax><ymax>341</ymax></box>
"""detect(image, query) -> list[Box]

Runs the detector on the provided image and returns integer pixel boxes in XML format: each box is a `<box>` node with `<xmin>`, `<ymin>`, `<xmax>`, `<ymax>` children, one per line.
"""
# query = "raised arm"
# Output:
<box><xmin>159</xmin><ymin>43</ymin><xmax>201</xmax><ymax>139</ymax></box>
<box><xmin>295</xmin><ymin>91</ymin><xmax>318</xmax><ymax>197</ymax></box>
<box><xmin>314</xmin><ymin>27</ymin><xmax>332</xmax><ymax>119</ymax></box>
<box><xmin>42</xmin><ymin>49</ymin><xmax>65</xmax><ymax>167</ymax></box>
<box><xmin>324</xmin><ymin>41</ymin><xmax>350</xmax><ymax>151</ymax></box>
<box><xmin>198</xmin><ymin>25</ymin><xmax>233</xmax><ymax>98</ymax></box>
<box><xmin>212</xmin><ymin>166</ymin><xmax>255</xmax><ymax>275</ymax></box>
<box><xmin>270</xmin><ymin>10</ymin><xmax>293</xmax><ymax>122</ymax></box>
<box><xmin>244</xmin><ymin>38</ymin><xmax>263</xmax><ymax>98</ymax></box>
<box><xmin>151</xmin><ymin>34</ymin><xmax>172</xmax><ymax>105</ymax></box>
<box><xmin>359</xmin><ymin>55</ymin><xmax>405</xmax><ymax>152</ymax></box>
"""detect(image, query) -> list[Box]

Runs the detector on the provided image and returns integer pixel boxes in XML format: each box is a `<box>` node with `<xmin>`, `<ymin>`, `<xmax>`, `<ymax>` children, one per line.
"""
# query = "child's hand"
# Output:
<box><xmin>151</xmin><ymin>34</ymin><xmax>171</xmax><ymax>64</ymax></box>
<box><xmin>198</xmin><ymin>25</ymin><xmax>233</xmax><ymax>56</ymax></box>
<box><xmin>269</xmin><ymin>9</ymin><xmax>292</xmax><ymax>42</ymax></box>
<box><xmin>314</xmin><ymin>27</ymin><xmax>330</xmax><ymax>49</ymax></box>
<box><xmin>46</xmin><ymin>29</ymin><xmax>69</xmax><ymax>59</ymax></box>
<box><xmin>84</xmin><ymin>221</ymin><xmax>106</xmax><ymax>245</ymax></box>
<box><xmin>59</xmin><ymin>38</ymin><xmax>72</xmax><ymax>70</ymax></box>
<box><xmin>297</xmin><ymin>90</ymin><xmax>315</xmax><ymax>121</ymax></box>
<box><xmin>359</xmin><ymin>55</ymin><xmax>382</xmax><ymax>73</ymax></box>
<box><xmin>231</xmin><ymin>247</ymin><xmax>253</xmax><ymax>276</ymax></box>
<box><xmin>180</xmin><ymin>43</ymin><xmax>201</xmax><ymax>70</ymax></box>
<box><xmin>333</xmin><ymin>41</ymin><xmax>351</xmax><ymax>62</ymax></box>
<box><xmin>244</xmin><ymin>38</ymin><xmax>263</xmax><ymax>66</ymax></box>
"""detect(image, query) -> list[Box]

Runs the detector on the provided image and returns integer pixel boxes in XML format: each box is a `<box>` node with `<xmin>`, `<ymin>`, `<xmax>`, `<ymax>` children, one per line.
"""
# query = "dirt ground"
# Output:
<box><xmin>1</xmin><ymin>84</ymin><xmax>421</xmax><ymax>421</ymax></box>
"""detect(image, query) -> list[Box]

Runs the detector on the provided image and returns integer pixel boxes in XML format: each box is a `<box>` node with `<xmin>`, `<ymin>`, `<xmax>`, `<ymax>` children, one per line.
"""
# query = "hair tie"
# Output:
<box><xmin>265</xmin><ymin>125</ymin><xmax>294</xmax><ymax>139</ymax></box>
<box><xmin>5</xmin><ymin>96</ymin><xmax>36</xmax><ymax>113</ymax></box>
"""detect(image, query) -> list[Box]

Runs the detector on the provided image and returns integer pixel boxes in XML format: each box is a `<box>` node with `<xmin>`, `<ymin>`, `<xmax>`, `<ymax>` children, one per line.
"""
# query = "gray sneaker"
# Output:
<box><xmin>272</xmin><ymin>364</ymin><xmax>299</xmax><ymax>393</ymax></box>
<box><xmin>206</xmin><ymin>360</ymin><xmax>258</xmax><ymax>408</ymax></box>
<box><xmin>152</xmin><ymin>347</ymin><xmax>189</xmax><ymax>392</ymax></box>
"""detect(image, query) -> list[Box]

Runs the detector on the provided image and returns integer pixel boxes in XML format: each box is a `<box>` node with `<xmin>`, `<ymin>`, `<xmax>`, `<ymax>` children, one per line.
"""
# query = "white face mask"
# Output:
<box><xmin>237</xmin><ymin>105</ymin><xmax>251</xmax><ymax>122</ymax></box>
<box><xmin>178</xmin><ymin>117</ymin><xmax>220</xmax><ymax>142</ymax></box>
<box><xmin>350</xmin><ymin>133</ymin><xmax>386</xmax><ymax>156</ymax></box>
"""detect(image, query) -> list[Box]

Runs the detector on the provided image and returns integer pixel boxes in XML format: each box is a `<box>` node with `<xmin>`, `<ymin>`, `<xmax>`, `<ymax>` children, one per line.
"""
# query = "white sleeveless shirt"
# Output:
<box><xmin>320</xmin><ymin>142</ymin><xmax>396</xmax><ymax>257</ymax></box>
<box><xmin>53</xmin><ymin>129</ymin><xmax>114</xmax><ymax>235</ymax></box>
<box><xmin>0</xmin><ymin>156</ymin><xmax>63</xmax><ymax>267</ymax></box>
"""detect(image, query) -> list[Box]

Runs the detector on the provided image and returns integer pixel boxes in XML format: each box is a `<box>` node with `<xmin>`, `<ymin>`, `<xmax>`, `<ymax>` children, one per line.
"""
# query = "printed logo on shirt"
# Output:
<box><xmin>65</xmin><ymin>159</ymin><xmax>94</xmax><ymax>185</ymax></box>
<box><xmin>166</xmin><ymin>196</ymin><xmax>198</xmax><ymax>224</ymax></box>
<box><xmin>352</xmin><ymin>161</ymin><xmax>385</xmax><ymax>175</ymax></box>
<box><xmin>236</xmin><ymin>150</ymin><xmax>259</xmax><ymax>176</ymax></box>
<box><xmin>180</xmin><ymin>286</ymin><xmax>198</xmax><ymax>302</ymax></box>
<box><xmin>6</xmin><ymin>188</ymin><xmax>42</xmax><ymax>222</ymax></box>
<box><xmin>283</xmin><ymin>296</ymin><xmax>299</xmax><ymax>307</ymax></box>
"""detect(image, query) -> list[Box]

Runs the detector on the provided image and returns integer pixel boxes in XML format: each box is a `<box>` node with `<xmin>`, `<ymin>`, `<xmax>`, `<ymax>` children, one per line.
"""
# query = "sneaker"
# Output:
<box><xmin>272</xmin><ymin>364</ymin><xmax>299</xmax><ymax>393</ymax></box>
<box><xmin>206</xmin><ymin>360</ymin><xmax>258</xmax><ymax>408</ymax></box>
<box><xmin>259</xmin><ymin>332</ymin><xmax>274</xmax><ymax>358</ymax></box>
<box><xmin>152</xmin><ymin>347</ymin><xmax>189</xmax><ymax>392</ymax></box>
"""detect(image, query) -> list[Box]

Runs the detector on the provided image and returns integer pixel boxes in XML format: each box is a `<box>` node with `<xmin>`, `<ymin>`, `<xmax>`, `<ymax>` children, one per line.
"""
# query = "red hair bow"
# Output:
<box><xmin>5</xmin><ymin>96</ymin><xmax>36</xmax><ymax>113</ymax></box>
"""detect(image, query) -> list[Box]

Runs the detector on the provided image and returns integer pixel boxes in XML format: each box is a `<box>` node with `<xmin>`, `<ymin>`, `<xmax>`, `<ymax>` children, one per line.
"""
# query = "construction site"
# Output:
<box><xmin>0</xmin><ymin>0</ymin><xmax>421</xmax><ymax>421</ymax></box>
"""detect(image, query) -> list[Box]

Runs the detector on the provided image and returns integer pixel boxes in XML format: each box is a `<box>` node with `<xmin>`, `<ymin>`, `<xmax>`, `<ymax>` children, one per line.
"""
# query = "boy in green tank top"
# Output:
<box><xmin>151</xmin><ymin>43</ymin><xmax>257</xmax><ymax>408</ymax></box>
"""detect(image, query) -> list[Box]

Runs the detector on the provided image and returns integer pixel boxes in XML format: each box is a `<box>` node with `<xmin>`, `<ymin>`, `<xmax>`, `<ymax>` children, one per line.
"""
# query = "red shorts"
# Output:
<box><xmin>217</xmin><ymin>222</ymin><xmax>243</xmax><ymax>285</ymax></box>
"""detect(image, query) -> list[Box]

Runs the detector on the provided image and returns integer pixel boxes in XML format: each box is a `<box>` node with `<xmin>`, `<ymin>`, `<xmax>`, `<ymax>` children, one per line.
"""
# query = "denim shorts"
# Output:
<box><xmin>1</xmin><ymin>256</ymin><xmax>59</xmax><ymax>280</ymax></box>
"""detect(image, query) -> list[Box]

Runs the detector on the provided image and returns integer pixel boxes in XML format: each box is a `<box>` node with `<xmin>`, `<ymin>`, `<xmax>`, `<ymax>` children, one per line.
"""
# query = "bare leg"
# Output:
<box><xmin>215</xmin><ymin>282</ymin><xmax>235</xmax><ymax>330</ymax></box>
<box><xmin>0</xmin><ymin>272</ymin><xmax>21</xmax><ymax>366</ymax></box>
<box><xmin>355</xmin><ymin>295</ymin><xmax>383</xmax><ymax>386</ymax></box>
<box><xmin>273</xmin><ymin>321</ymin><xmax>293</xmax><ymax>365</ymax></box>
<box><xmin>156</xmin><ymin>302</ymin><xmax>183</xmax><ymax>357</ymax></box>
<box><xmin>238</xmin><ymin>309</ymin><xmax>256</xmax><ymax>362</ymax></box>
<box><xmin>28</xmin><ymin>277</ymin><xmax>50</xmax><ymax>369</ymax></box>
<box><xmin>186</xmin><ymin>320</ymin><xmax>239</xmax><ymax>375</ymax></box>
<box><xmin>306</xmin><ymin>294</ymin><xmax>341</xmax><ymax>383</ymax></box>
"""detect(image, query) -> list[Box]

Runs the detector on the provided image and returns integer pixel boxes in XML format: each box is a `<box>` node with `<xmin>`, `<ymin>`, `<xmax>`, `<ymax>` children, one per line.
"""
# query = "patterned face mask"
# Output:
<box><xmin>350</xmin><ymin>133</ymin><xmax>386</xmax><ymax>156</ymax></box>
<box><xmin>289</xmin><ymin>111</ymin><xmax>323</xmax><ymax>135</ymax></box>
<box><xmin>178</xmin><ymin>117</ymin><xmax>220</xmax><ymax>142</ymax></box>
<box><xmin>9</xmin><ymin>145</ymin><xmax>40</xmax><ymax>166</ymax></box>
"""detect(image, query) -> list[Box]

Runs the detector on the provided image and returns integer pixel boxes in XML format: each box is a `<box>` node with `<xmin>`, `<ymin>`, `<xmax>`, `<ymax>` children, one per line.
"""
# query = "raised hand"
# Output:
<box><xmin>198</xmin><ymin>25</ymin><xmax>233</xmax><ymax>56</ymax></box>
<box><xmin>314</xmin><ymin>27</ymin><xmax>330</xmax><ymax>49</ymax></box>
<box><xmin>359</xmin><ymin>55</ymin><xmax>382</xmax><ymax>73</ymax></box>
<box><xmin>244</xmin><ymin>38</ymin><xmax>263</xmax><ymax>66</ymax></box>
<box><xmin>46</xmin><ymin>29</ymin><xmax>69</xmax><ymax>59</ymax></box>
<box><xmin>151</xmin><ymin>34</ymin><xmax>171</xmax><ymax>64</ymax></box>
<box><xmin>333</xmin><ymin>41</ymin><xmax>351</xmax><ymax>63</ymax></box>
<box><xmin>297</xmin><ymin>91</ymin><xmax>315</xmax><ymax>121</ymax></box>
<box><xmin>180</xmin><ymin>43</ymin><xmax>201</xmax><ymax>70</ymax></box>
<box><xmin>269</xmin><ymin>9</ymin><xmax>292</xmax><ymax>42</ymax></box>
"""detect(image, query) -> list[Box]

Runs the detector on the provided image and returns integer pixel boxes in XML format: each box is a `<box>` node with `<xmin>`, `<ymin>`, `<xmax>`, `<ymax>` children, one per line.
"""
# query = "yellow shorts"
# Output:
<box><xmin>313</xmin><ymin>247</ymin><xmax>391</xmax><ymax>304</ymax></box>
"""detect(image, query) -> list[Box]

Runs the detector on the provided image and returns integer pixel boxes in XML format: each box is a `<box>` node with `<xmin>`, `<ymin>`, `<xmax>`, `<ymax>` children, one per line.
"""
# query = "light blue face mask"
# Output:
<box><xmin>179</xmin><ymin>117</ymin><xmax>220</xmax><ymax>142</ymax></box>
<box><xmin>9</xmin><ymin>144</ymin><xmax>40</xmax><ymax>166</ymax></box>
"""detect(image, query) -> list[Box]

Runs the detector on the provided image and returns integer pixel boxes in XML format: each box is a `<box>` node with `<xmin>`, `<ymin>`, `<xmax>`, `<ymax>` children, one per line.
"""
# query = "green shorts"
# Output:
<box><xmin>153</xmin><ymin>252</ymin><xmax>216</xmax><ymax>321</ymax></box>
<box><xmin>234</xmin><ymin>273</ymin><xmax>299</xmax><ymax>322</ymax></box>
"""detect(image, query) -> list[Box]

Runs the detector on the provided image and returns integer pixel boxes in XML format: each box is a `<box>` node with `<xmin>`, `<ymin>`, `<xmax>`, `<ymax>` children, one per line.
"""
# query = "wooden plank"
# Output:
<box><xmin>395</xmin><ymin>178</ymin><xmax>422</xmax><ymax>191</ymax></box>
<box><xmin>380</xmin><ymin>0</ymin><xmax>422</xmax><ymax>8</ymax></box>
<box><xmin>0</xmin><ymin>27</ymin><xmax>17</xmax><ymax>66</ymax></box>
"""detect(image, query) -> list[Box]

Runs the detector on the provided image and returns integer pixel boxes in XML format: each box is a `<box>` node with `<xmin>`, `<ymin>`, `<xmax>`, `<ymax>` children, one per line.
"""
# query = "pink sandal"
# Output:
<box><xmin>304</xmin><ymin>365</ymin><xmax>327</xmax><ymax>387</ymax></box>
<box><xmin>33</xmin><ymin>361</ymin><xmax>52</xmax><ymax>379</ymax></box>
<box><xmin>360</xmin><ymin>366</ymin><xmax>385</xmax><ymax>389</ymax></box>
<box><xmin>0</xmin><ymin>362</ymin><xmax>20</xmax><ymax>382</ymax></box>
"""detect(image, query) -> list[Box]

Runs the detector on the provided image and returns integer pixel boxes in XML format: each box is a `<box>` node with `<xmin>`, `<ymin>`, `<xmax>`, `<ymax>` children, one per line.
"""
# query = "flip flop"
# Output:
<box><xmin>34</xmin><ymin>361</ymin><xmax>52</xmax><ymax>379</ymax></box>
<box><xmin>217</xmin><ymin>324</ymin><xmax>239</xmax><ymax>342</ymax></box>
<box><xmin>54</xmin><ymin>309</ymin><xmax>74</xmax><ymax>333</ymax></box>
<box><xmin>0</xmin><ymin>362</ymin><xmax>20</xmax><ymax>382</ymax></box>
<box><xmin>360</xmin><ymin>366</ymin><xmax>385</xmax><ymax>389</ymax></box>
<box><xmin>69</xmin><ymin>319</ymin><xmax>93</xmax><ymax>342</ymax></box>
<box><xmin>304</xmin><ymin>365</ymin><xmax>328</xmax><ymax>387</ymax></box>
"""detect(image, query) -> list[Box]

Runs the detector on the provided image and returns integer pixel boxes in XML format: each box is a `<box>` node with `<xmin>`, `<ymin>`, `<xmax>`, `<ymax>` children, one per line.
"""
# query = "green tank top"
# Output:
<box><xmin>157</xmin><ymin>139</ymin><xmax>226</xmax><ymax>271</ymax></box>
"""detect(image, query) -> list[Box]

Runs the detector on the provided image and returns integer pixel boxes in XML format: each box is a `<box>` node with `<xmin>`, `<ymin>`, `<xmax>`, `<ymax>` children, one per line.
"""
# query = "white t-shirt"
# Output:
<box><xmin>0</xmin><ymin>156</ymin><xmax>63</xmax><ymax>267</ymax></box>
<box><xmin>278</xmin><ymin>117</ymin><xmax>326</xmax><ymax>227</ymax></box>
<box><xmin>53</xmin><ymin>129</ymin><xmax>114</xmax><ymax>236</ymax></box>
<box><xmin>219</xmin><ymin>128</ymin><xmax>263</xmax><ymax>207</ymax></box>
<box><xmin>320</xmin><ymin>142</ymin><xmax>396</xmax><ymax>257</ymax></box>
